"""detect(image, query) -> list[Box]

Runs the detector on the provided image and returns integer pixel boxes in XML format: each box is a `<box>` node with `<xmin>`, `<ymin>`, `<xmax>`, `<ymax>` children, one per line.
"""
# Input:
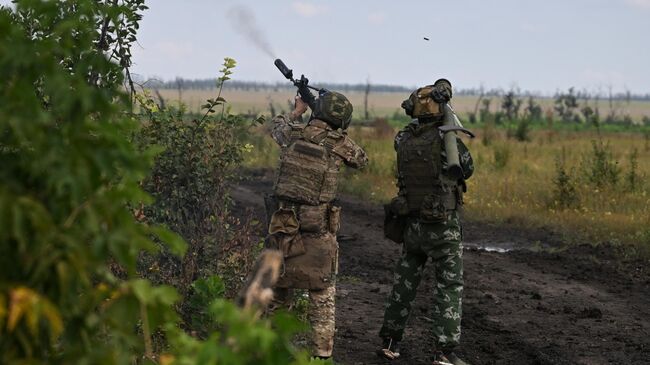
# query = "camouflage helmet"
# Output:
<box><xmin>401</xmin><ymin>85</ymin><xmax>444</xmax><ymax>119</ymax></box>
<box><xmin>312</xmin><ymin>91</ymin><xmax>353</xmax><ymax>130</ymax></box>
<box><xmin>401</xmin><ymin>79</ymin><xmax>453</xmax><ymax>119</ymax></box>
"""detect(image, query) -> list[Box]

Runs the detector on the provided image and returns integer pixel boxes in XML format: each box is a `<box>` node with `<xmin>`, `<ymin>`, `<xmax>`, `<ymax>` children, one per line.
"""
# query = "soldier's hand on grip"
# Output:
<box><xmin>291</xmin><ymin>96</ymin><xmax>309</xmax><ymax>120</ymax></box>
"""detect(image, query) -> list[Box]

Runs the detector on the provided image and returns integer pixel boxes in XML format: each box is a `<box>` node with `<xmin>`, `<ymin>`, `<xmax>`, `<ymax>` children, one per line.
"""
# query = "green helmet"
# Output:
<box><xmin>312</xmin><ymin>91</ymin><xmax>353</xmax><ymax>130</ymax></box>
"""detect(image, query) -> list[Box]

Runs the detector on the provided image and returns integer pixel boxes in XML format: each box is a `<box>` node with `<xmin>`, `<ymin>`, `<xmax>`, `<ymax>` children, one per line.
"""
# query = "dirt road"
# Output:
<box><xmin>231</xmin><ymin>171</ymin><xmax>650</xmax><ymax>365</ymax></box>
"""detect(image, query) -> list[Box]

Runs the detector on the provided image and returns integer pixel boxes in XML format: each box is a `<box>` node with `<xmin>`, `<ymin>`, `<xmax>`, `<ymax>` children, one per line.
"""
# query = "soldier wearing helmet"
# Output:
<box><xmin>265</xmin><ymin>91</ymin><xmax>367</xmax><ymax>359</ymax></box>
<box><xmin>378</xmin><ymin>79</ymin><xmax>474</xmax><ymax>365</ymax></box>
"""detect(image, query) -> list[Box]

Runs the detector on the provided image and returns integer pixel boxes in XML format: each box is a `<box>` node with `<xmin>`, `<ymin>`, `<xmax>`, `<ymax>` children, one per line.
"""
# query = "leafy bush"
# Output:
<box><xmin>0</xmin><ymin>1</ymin><xmax>319</xmax><ymax>364</ymax></box>
<box><xmin>135</xmin><ymin>58</ymin><xmax>265</xmax><ymax>300</ymax></box>
<box><xmin>0</xmin><ymin>1</ymin><xmax>184</xmax><ymax>362</ymax></box>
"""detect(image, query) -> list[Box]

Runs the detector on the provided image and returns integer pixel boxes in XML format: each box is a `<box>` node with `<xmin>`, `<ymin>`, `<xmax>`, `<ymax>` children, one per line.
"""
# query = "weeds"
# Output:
<box><xmin>493</xmin><ymin>144</ymin><xmax>511</xmax><ymax>170</ymax></box>
<box><xmin>482</xmin><ymin>120</ymin><xmax>497</xmax><ymax>146</ymax></box>
<box><xmin>552</xmin><ymin>149</ymin><xmax>579</xmax><ymax>209</ymax></box>
<box><xmin>626</xmin><ymin>148</ymin><xmax>640</xmax><ymax>192</ymax></box>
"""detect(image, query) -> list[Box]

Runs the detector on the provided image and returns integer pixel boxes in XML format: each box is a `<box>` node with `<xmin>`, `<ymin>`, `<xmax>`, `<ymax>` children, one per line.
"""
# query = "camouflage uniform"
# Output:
<box><xmin>380</xmin><ymin>119</ymin><xmax>473</xmax><ymax>351</ymax></box>
<box><xmin>267</xmin><ymin>113</ymin><xmax>367</xmax><ymax>357</ymax></box>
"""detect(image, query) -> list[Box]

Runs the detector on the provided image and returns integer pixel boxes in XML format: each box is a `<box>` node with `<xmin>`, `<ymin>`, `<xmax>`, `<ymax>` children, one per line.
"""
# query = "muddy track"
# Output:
<box><xmin>231</xmin><ymin>171</ymin><xmax>650</xmax><ymax>365</ymax></box>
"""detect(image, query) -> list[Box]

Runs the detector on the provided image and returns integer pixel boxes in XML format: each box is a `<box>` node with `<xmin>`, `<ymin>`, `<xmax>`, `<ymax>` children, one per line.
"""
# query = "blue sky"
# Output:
<box><xmin>4</xmin><ymin>0</ymin><xmax>650</xmax><ymax>93</ymax></box>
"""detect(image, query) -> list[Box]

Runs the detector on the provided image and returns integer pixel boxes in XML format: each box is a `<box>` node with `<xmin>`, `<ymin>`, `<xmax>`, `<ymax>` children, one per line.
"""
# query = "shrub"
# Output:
<box><xmin>581</xmin><ymin>138</ymin><xmax>620</xmax><ymax>188</ymax></box>
<box><xmin>514</xmin><ymin>119</ymin><xmax>531</xmax><ymax>142</ymax></box>
<box><xmin>552</xmin><ymin>150</ymin><xmax>579</xmax><ymax>209</ymax></box>
<box><xmin>0</xmin><ymin>1</ymin><xmax>185</xmax><ymax>362</ymax></box>
<box><xmin>0</xmin><ymin>2</ymin><xmax>318</xmax><ymax>364</ymax></box>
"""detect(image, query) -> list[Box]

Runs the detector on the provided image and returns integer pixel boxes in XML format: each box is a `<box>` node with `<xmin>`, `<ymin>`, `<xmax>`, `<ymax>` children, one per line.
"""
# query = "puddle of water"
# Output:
<box><xmin>464</xmin><ymin>241</ymin><xmax>514</xmax><ymax>253</ymax></box>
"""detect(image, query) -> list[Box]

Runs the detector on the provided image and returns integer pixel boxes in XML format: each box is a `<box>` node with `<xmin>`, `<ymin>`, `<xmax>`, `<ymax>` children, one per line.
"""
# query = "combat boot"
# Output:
<box><xmin>376</xmin><ymin>337</ymin><xmax>401</xmax><ymax>360</ymax></box>
<box><xmin>432</xmin><ymin>349</ymin><xmax>470</xmax><ymax>365</ymax></box>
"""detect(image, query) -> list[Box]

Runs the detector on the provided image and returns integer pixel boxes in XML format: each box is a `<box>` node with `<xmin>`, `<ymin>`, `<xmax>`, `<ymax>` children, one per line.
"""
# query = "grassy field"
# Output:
<box><xmin>155</xmin><ymin>88</ymin><xmax>650</xmax><ymax>123</ymax></box>
<box><xmin>244</xmin><ymin>122</ymin><xmax>650</xmax><ymax>255</ymax></box>
<box><xmin>169</xmin><ymin>85</ymin><xmax>650</xmax><ymax>254</ymax></box>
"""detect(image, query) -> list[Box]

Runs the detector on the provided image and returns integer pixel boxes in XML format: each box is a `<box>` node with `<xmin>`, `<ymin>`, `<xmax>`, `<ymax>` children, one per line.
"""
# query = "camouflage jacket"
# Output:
<box><xmin>271</xmin><ymin>114</ymin><xmax>368</xmax><ymax>169</ymax></box>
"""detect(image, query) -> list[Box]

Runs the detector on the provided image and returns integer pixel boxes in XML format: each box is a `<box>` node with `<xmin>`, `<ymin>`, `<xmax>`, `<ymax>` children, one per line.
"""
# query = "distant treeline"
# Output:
<box><xmin>140</xmin><ymin>77</ymin><xmax>650</xmax><ymax>101</ymax></box>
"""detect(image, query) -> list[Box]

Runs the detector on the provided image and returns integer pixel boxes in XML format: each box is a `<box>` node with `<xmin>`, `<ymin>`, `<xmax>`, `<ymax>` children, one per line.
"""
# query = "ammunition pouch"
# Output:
<box><xmin>266</xmin><ymin>208</ymin><xmax>306</xmax><ymax>259</ymax></box>
<box><xmin>419</xmin><ymin>192</ymin><xmax>457</xmax><ymax>223</ymax></box>
<box><xmin>328</xmin><ymin>205</ymin><xmax>341</xmax><ymax>235</ymax></box>
<box><xmin>419</xmin><ymin>194</ymin><xmax>446</xmax><ymax>223</ymax></box>
<box><xmin>298</xmin><ymin>204</ymin><xmax>329</xmax><ymax>233</ymax></box>
<box><xmin>389</xmin><ymin>196</ymin><xmax>410</xmax><ymax>216</ymax></box>
<box><xmin>275</xmin><ymin>232</ymin><xmax>338</xmax><ymax>290</ymax></box>
<box><xmin>384</xmin><ymin>196</ymin><xmax>409</xmax><ymax>243</ymax></box>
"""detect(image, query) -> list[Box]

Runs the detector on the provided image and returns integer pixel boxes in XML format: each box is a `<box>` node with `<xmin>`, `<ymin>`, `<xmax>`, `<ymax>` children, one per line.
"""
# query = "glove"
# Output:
<box><xmin>431</xmin><ymin>80</ymin><xmax>452</xmax><ymax>103</ymax></box>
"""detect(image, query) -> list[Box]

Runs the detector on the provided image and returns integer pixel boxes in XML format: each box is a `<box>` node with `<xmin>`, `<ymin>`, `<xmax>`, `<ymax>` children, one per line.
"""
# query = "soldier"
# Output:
<box><xmin>378</xmin><ymin>80</ymin><xmax>474</xmax><ymax>365</ymax></box>
<box><xmin>264</xmin><ymin>91</ymin><xmax>368</xmax><ymax>359</ymax></box>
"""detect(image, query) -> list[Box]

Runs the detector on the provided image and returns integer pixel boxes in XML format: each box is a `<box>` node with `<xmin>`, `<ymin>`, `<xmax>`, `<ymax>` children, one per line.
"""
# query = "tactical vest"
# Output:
<box><xmin>397</xmin><ymin>123</ymin><xmax>455</xmax><ymax>214</ymax></box>
<box><xmin>274</xmin><ymin>121</ymin><xmax>340</xmax><ymax>205</ymax></box>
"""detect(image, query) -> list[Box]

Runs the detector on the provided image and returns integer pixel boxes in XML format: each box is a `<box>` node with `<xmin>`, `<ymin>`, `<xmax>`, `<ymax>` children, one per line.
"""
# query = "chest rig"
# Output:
<box><xmin>274</xmin><ymin>120</ymin><xmax>342</xmax><ymax>206</ymax></box>
<box><xmin>397</xmin><ymin>123</ymin><xmax>457</xmax><ymax>215</ymax></box>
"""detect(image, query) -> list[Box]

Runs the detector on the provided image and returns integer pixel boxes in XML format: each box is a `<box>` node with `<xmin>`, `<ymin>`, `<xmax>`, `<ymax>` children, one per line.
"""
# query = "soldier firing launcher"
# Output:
<box><xmin>427</xmin><ymin>79</ymin><xmax>476</xmax><ymax>180</ymax></box>
<box><xmin>274</xmin><ymin>59</ymin><xmax>328</xmax><ymax>110</ymax></box>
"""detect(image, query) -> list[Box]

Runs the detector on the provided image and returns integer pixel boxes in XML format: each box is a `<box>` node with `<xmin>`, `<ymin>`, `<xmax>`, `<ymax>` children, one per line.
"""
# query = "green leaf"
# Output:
<box><xmin>150</xmin><ymin>225</ymin><xmax>187</xmax><ymax>256</ymax></box>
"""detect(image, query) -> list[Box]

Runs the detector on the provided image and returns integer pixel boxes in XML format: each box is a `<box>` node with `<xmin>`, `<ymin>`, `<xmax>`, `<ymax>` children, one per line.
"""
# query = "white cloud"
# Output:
<box><xmin>292</xmin><ymin>2</ymin><xmax>328</xmax><ymax>17</ymax></box>
<box><xmin>368</xmin><ymin>12</ymin><xmax>386</xmax><ymax>25</ymax></box>
<box><xmin>625</xmin><ymin>0</ymin><xmax>650</xmax><ymax>9</ymax></box>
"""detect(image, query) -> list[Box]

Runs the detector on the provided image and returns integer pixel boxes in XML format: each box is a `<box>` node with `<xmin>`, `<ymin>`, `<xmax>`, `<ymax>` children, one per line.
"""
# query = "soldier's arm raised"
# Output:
<box><xmin>270</xmin><ymin>97</ymin><xmax>309</xmax><ymax>147</ymax></box>
<box><xmin>332</xmin><ymin>135</ymin><xmax>369</xmax><ymax>169</ymax></box>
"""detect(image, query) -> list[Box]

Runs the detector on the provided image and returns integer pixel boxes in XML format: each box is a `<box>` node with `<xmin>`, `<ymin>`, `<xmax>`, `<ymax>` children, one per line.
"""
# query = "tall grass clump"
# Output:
<box><xmin>493</xmin><ymin>144</ymin><xmax>511</xmax><ymax>170</ymax></box>
<box><xmin>552</xmin><ymin>149</ymin><xmax>579</xmax><ymax>209</ymax></box>
<box><xmin>626</xmin><ymin>148</ymin><xmax>640</xmax><ymax>192</ymax></box>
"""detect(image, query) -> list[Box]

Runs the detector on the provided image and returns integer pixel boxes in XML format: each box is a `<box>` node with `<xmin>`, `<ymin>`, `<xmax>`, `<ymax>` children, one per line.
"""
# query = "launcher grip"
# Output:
<box><xmin>296</xmin><ymin>76</ymin><xmax>316</xmax><ymax>109</ymax></box>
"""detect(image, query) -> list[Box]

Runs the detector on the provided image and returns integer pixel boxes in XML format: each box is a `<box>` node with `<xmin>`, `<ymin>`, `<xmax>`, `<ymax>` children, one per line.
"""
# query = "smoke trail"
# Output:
<box><xmin>227</xmin><ymin>5</ymin><xmax>275</xmax><ymax>59</ymax></box>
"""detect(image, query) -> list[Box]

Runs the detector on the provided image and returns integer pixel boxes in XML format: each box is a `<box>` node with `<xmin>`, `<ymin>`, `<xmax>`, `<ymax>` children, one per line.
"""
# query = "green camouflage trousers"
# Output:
<box><xmin>273</xmin><ymin>285</ymin><xmax>336</xmax><ymax>357</ymax></box>
<box><xmin>379</xmin><ymin>211</ymin><xmax>464</xmax><ymax>349</ymax></box>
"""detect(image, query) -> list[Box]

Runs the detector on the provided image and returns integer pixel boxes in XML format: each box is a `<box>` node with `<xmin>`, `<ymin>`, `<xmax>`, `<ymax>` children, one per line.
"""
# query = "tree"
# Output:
<box><xmin>554</xmin><ymin>87</ymin><xmax>581</xmax><ymax>123</ymax></box>
<box><xmin>0</xmin><ymin>1</ymin><xmax>183</xmax><ymax>362</ymax></box>
<box><xmin>501</xmin><ymin>90</ymin><xmax>523</xmax><ymax>121</ymax></box>
<box><xmin>0</xmin><ymin>2</ymin><xmax>319</xmax><ymax>364</ymax></box>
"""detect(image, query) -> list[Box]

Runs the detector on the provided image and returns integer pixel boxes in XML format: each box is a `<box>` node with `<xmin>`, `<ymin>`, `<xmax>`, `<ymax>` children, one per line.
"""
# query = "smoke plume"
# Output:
<box><xmin>227</xmin><ymin>5</ymin><xmax>275</xmax><ymax>59</ymax></box>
